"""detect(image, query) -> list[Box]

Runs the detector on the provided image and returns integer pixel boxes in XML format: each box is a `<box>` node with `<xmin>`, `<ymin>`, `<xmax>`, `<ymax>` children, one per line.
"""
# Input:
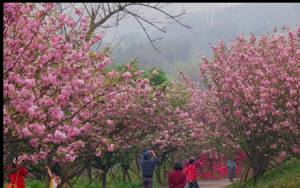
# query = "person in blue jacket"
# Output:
<box><xmin>140</xmin><ymin>150</ymin><xmax>158</xmax><ymax>188</ymax></box>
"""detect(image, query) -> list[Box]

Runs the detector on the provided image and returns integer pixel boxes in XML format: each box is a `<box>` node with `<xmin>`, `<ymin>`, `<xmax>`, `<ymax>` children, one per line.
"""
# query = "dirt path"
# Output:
<box><xmin>197</xmin><ymin>179</ymin><xmax>233</xmax><ymax>188</ymax></box>
<box><xmin>161</xmin><ymin>179</ymin><xmax>234</xmax><ymax>188</ymax></box>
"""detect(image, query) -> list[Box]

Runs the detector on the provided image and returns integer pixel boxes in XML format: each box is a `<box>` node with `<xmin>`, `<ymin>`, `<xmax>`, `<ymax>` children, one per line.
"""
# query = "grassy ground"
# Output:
<box><xmin>25</xmin><ymin>178</ymin><xmax>168</xmax><ymax>188</ymax></box>
<box><xmin>225</xmin><ymin>158</ymin><xmax>300</xmax><ymax>188</ymax></box>
<box><xmin>20</xmin><ymin>158</ymin><xmax>300</xmax><ymax>188</ymax></box>
<box><xmin>24</xmin><ymin>166</ymin><xmax>168</xmax><ymax>188</ymax></box>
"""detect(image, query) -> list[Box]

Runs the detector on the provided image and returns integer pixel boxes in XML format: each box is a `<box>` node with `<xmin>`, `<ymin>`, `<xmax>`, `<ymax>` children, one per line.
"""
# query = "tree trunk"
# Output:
<box><xmin>126</xmin><ymin>170</ymin><xmax>132</xmax><ymax>183</ymax></box>
<box><xmin>242</xmin><ymin>165</ymin><xmax>251</xmax><ymax>182</ymax></box>
<box><xmin>163</xmin><ymin>160</ymin><xmax>166</xmax><ymax>183</ymax></box>
<box><xmin>181</xmin><ymin>150</ymin><xmax>185</xmax><ymax>162</ymax></box>
<box><xmin>43</xmin><ymin>176</ymin><xmax>50</xmax><ymax>188</ymax></box>
<box><xmin>122</xmin><ymin>167</ymin><xmax>126</xmax><ymax>183</ymax></box>
<box><xmin>102</xmin><ymin>171</ymin><xmax>107</xmax><ymax>188</ymax></box>
<box><xmin>208</xmin><ymin>159</ymin><xmax>213</xmax><ymax>176</ymax></box>
<box><xmin>155</xmin><ymin>163</ymin><xmax>162</xmax><ymax>184</ymax></box>
<box><xmin>136</xmin><ymin>156</ymin><xmax>140</xmax><ymax>174</ymax></box>
<box><xmin>252</xmin><ymin>159</ymin><xmax>268</xmax><ymax>185</ymax></box>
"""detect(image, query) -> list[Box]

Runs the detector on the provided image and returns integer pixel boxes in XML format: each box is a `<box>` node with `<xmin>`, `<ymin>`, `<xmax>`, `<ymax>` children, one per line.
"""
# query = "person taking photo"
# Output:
<box><xmin>140</xmin><ymin>150</ymin><xmax>158</xmax><ymax>188</ymax></box>
<box><xmin>184</xmin><ymin>159</ymin><xmax>199</xmax><ymax>188</ymax></box>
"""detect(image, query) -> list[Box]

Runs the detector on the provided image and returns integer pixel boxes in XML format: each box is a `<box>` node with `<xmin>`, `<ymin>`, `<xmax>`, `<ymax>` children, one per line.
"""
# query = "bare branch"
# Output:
<box><xmin>122</xmin><ymin>7</ymin><xmax>166</xmax><ymax>33</ymax></box>
<box><xmin>85</xmin><ymin>3</ymin><xmax>135</xmax><ymax>40</ymax></box>
<box><xmin>129</xmin><ymin>12</ymin><xmax>163</xmax><ymax>53</ymax></box>
<box><xmin>83</xmin><ymin>3</ymin><xmax>92</xmax><ymax>18</ymax></box>
<box><xmin>139</xmin><ymin>3</ymin><xmax>192</xmax><ymax>30</ymax></box>
<box><xmin>56</xmin><ymin>3</ymin><xmax>192</xmax><ymax>51</ymax></box>
<box><xmin>110</xmin><ymin>35</ymin><xmax>125</xmax><ymax>52</ymax></box>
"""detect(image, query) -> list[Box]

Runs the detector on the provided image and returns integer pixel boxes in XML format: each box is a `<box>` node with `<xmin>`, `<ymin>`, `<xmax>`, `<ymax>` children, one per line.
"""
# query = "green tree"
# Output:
<box><xmin>142</xmin><ymin>67</ymin><xmax>168</xmax><ymax>87</ymax></box>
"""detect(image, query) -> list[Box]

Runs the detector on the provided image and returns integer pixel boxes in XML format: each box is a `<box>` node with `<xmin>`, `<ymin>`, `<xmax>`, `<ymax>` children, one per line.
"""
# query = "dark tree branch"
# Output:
<box><xmin>56</xmin><ymin>3</ymin><xmax>192</xmax><ymax>51</ymax></box>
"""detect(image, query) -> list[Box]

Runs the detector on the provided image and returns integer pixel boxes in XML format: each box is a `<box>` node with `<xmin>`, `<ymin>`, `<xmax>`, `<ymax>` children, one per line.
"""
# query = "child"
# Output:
<box><xmin>45</xmin><ymin>166</ymin><xmax>61</xmax><ymax>188</ymax></box>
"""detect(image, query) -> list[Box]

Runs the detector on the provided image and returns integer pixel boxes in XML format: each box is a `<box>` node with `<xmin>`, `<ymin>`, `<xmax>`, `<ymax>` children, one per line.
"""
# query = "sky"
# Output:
<box><xmin>175</xmin><ymin>3</ymin><xmax>241</xmax><ymax>13</ymax></box>
<box><xmin>101</xmin><ymin>3</ymin><xmax>242</xmax><ymax>42</ymax></box>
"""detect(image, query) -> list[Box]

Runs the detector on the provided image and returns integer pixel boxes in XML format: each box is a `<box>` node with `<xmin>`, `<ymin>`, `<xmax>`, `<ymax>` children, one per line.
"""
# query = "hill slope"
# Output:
<box><xmin>109</xmin><ymin>3</ymin><xmax>300</xmax><ymax>84</ymax></box>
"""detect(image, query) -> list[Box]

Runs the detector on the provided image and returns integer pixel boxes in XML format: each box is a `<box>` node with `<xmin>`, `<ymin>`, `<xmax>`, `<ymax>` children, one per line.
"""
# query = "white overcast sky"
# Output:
<box><xmin>102</xmin><ymin>3</ymin><xmax>241</xmax><ymax>42</ymax></box>
<box><xmin>174</xmin><ymin>3</ymin><xmax>241</xmax><ymax>13</ymax></box>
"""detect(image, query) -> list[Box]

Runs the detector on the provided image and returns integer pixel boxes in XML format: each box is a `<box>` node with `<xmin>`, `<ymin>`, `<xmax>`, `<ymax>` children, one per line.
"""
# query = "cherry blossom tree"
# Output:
<box><xmin>199</xmin><ymin>26</ymin><xmax>300</xmax><ymax>183</ymax></box>
<box><xmin>3</xmin><ymin>3</ymin><xmax>200</xmax><ymax>187</ymax></box>
<box><xmin>3</xmin><ymin>2</ymin><xmax>112</xmax><ymax>185</ymax></box>
<box><xmin>3</xmin><ymin>3</ymin><xmax>158</xmax><ymax>186</ymax></box>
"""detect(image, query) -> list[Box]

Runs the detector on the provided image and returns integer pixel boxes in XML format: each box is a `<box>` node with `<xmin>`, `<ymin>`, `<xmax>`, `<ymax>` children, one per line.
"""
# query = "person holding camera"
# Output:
<box><xmin>184</xmin><ymin>159</ymin><xmax>199</xmax><ymax>188</ymax></box>
<box><xmin>140</xmin><ymin>150</ymin><xmax>158</xmax><ymax>188</ymax></box>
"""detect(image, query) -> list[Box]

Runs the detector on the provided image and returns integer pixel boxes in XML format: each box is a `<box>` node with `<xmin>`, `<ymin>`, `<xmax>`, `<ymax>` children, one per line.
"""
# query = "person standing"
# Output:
<box><xmin>185</xmin><ymin>157</ymin><xmax>200</xmax><ymax>168</ymax></box>
<box><xmin>6</xmin><ymin>161</ymin><xmax>28</xmax><ymax>188</ymax></box>
<box><xmin>227</xmin><ymin>159</ymin><xmax>236</xmax><ymax>181</ymax></box>
<box><xmin>140</xmin><ymin>150</ymin><xmax>158</xmax><ymax>188</ymax></box>
<box><xmin>184</xmin><ymin>159</ymin><xmax>199</xmax><ymax>188</ymax></box>
<box><xmin>46</xmin><ymin>166</ymin><xmax>61</xmax><ymax>188</ymax></box>
<box><xmin>167</xmin><ymin>161</ymin><xmax>187</xmax><ymax>188</ymax></box>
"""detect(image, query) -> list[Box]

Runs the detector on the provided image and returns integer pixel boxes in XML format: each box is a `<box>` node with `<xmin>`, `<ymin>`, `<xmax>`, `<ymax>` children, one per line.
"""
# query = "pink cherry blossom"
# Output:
<box><xmin>107</xmin><ymin>144</ymin><xmax>114</xmax><ymax>152</ymax></box>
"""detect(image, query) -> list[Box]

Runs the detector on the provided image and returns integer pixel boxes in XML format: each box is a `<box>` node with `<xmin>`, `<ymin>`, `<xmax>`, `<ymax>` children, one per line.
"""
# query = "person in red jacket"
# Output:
<box><xmin>6</xmin><ymin>162</ymin><xmax>28</xmax><ymax>188</ymax></box>
<box><xmin>184</xmin><ymin>159</ymin><xmax>199</xmax><ymax>188</ymax></box>
<box><xmin>185</xmin><ymin>157</ymin><xmax>200</xmax><ymax>168</ymax></box>
<box><xmin>167</xmin><ymin>161</ymin><xmax>187</xmax><ymax>188</ymax></box>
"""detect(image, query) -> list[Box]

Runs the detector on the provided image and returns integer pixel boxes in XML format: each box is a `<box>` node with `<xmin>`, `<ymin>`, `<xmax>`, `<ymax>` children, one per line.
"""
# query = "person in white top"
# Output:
<box><xmin>46</xmin><ymin>166</ymin><xmax>61</xmax><ymax>188</ymax></box>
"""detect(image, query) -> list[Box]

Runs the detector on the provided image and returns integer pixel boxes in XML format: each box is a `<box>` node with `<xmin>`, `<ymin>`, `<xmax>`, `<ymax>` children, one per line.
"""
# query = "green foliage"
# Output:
<box><xmin>104</xmin><ymin>59</ymin><xmax>140</xmax><ymax>74</ymax></box>
<box><xmin>141</xmin><ymin>67</ymin><xmax>168</xmax><ymax>86</ymax></box>
<box><xmin>226</xmin><ymin>158</ymin><xmax>300</xmax><ymax>188</ymax></box>
<box><xmin>25</xmin><ymin>180</ymin><xmax>44</xmax><ymax>188</ymax></box>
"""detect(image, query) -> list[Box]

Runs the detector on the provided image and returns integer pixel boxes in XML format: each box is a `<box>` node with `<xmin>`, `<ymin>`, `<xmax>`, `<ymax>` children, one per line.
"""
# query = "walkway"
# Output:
<box><xmin>161</xmin><ymin>179</ymin><xmax>234</xmax><ymax>188</ymax></box>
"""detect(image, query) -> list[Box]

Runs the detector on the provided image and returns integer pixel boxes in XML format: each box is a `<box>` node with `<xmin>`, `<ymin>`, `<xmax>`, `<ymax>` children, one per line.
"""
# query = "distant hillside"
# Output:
<box><xmin>108</xmin><ymin>3</ymin><xmax>300</xmax><ymax>84</ymax></box>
